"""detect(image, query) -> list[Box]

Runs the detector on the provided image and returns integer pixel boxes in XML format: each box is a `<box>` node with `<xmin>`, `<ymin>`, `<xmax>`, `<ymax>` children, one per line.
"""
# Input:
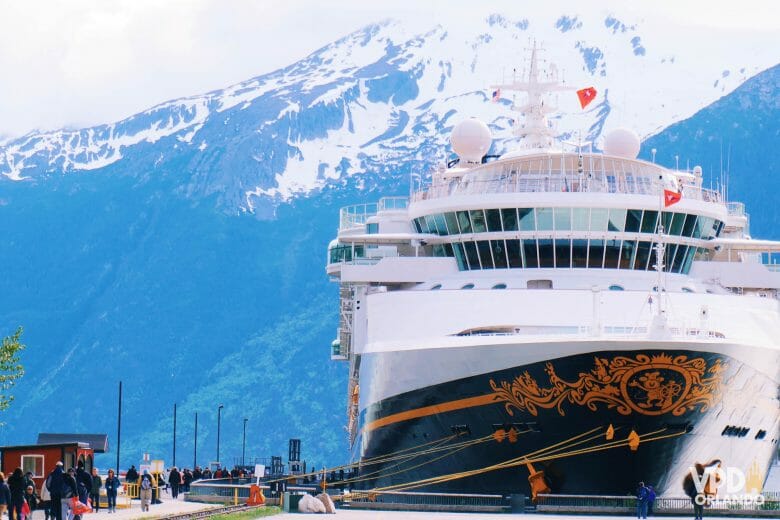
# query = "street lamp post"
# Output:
<box><xmin>173</xmin><ymin>403</ymin><xmax>177</xmax><ymax>467</ymax></box>
<box><xmin>194</xmin><ymin>412</ymin><xmax>198</xmax><ymax>469</ymax></box>
<box><xmin>242</xmin><ymin>418</ymin><xmax>248</xmax><ymax>466</ymax></box>
<box><xmin>216</xmin><ymin>404</ymin><xmax>224</xmax><ymax>465</ymax></box>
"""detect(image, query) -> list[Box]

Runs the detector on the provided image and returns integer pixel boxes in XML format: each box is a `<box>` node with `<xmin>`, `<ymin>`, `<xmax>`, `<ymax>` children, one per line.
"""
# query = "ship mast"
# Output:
<box><xmin>490</xmin><ymin>42</ymin><xmax>574</xmax><ymax>150</ymax></box>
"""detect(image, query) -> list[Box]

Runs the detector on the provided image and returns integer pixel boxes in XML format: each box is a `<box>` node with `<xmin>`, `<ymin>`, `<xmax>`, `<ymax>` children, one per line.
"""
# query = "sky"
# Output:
<box><xmin>0</xmin><ymin>0</ymin><xmax>778</xmax><ymax>139</ymax></box>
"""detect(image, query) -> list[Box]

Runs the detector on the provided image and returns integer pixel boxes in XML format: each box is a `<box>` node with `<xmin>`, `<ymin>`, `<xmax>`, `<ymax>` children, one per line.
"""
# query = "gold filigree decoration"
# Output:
<box><xmin>489</xmin><ymin>354</ymin><xmax>726</xmax><ymax>417</ymax></box>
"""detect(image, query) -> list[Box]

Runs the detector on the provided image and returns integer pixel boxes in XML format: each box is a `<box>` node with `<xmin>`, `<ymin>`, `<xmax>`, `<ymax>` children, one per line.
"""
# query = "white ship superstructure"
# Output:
<box><xmin>325</xmin><ymin>47</ymin><xmax>780</xmax><ymax>497</ymax></box>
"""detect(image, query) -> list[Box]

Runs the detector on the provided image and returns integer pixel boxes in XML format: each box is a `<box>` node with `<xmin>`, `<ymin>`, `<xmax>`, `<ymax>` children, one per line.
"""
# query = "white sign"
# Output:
<box><xmin>151</xmin><ymin>460</ymin><xmax>164</xmax><ymax>473</ymax></box>
<box><xmin>255</xmin><ymin>464</ymin><xmax>265</xmax><ymax>485</ymax></box>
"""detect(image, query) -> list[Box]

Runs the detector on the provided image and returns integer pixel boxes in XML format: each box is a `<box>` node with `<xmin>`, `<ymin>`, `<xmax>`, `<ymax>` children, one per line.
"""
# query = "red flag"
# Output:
<box><xmin>576</xmin><ymin>87</ymin><xmax>597</xmax><ymax>108</ymax></box>
<box><xmin>664</xmin><ymin>189</ymin><xmax>682</xmax><ymax>207</ymax></box>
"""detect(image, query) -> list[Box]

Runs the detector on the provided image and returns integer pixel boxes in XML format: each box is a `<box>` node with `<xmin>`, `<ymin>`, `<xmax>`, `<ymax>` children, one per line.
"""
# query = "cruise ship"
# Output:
<box><xmin>324</xmin><ymin>48</ymin><xmax>780</xmax><ymax>498</ymax></box>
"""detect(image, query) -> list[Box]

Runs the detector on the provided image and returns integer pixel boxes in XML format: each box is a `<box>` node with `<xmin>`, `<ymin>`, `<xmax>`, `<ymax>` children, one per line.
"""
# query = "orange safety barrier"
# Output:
<box><xmin>247</xmin><ymin>484</ymin><xmax>266</xmax><ymax>506</ymax></box>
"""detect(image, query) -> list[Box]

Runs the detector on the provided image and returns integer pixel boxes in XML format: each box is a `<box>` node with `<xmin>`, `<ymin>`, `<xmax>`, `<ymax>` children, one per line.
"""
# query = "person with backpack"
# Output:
<box><xmin>140</xmin><ymin>470</ymin><xmax>153</xmax><ymax>512</ymax></box>
<box><xmin>46</xmin><ymin>462</ymin><xmax>65</xmax><ymax>520</ymax></box>
<box><xmin>61</xmin><ymin>468</ymin><xmax>78</xmax><ymax>520</ymax></box>
<box><xmin>8</xmin><ymin>468</ymin><xmax>27</xmax><ymax>520</ymax></box>
<box><xmin>104</xmin><ymin>470</ymin><xmax>120</xmax><ymax>514</ymax></box>
<box><xmin>636</xmin><ymin>481</ymin><xmax>649</xmax><ymax>519</ymax></box>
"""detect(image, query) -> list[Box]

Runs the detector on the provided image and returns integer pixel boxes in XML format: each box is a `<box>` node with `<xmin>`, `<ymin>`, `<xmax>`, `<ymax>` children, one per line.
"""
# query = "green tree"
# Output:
<box><xmin>0</xmin><ymin>326</ymin><xmax>25</xmax><ymax>411</ymax></box>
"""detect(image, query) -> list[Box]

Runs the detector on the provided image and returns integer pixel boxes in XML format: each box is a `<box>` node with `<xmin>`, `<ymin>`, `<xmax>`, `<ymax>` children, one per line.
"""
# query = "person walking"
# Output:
<box><xmin>46</xmin><ymin>462</ymin><xmax>65</xmax><ymax>520</ymax></box>
<box><xmin>0</xmin><ymin>472</ymin><xmax>12</xmax><ymax>518</ymax></box>
<box><xmin>41</xmin><ymin>473</ymin><xmax>52</xmax><ymax>520</ymax></box>
<box><xmin>90</xmin><ymin>468</ymin><xmax>102</xmax><ymax>512</ymax></box>
<box><xmin>8</xmin><ymin>467</ymin><xmax>26</xmax><ymax>520</ymax></box>
<box><xmin>168</xmin><ymin>467</ymin><xmax>181</xmax><ymax>500</ymax></box>
<box><xmin>61</xmin><ymin>468</ymin><xmax>78</xmax><ymax>520</ymax></box>
<box><xmin>636</xmin><ymin>481</ymin><xmax>649</xmax><ymax>519</ymax></box>
<box><xmin>647</xmin><ymin>484</ymin><xmax>656</xmax><ymax>516</ymax></box>
<box><xmin>104</xmin><ymin>470</ymin><xmax>120</xmax><ymax>514</ymax></box>
<box><xmin>139</xmin><ymin>470</ymin><xmax>153</xmax><ymax>512</ymax></box>
<box><xmin>74</xmin><ymin>463</ymin><xmax>90</xmax><ymax>520</ymax></box>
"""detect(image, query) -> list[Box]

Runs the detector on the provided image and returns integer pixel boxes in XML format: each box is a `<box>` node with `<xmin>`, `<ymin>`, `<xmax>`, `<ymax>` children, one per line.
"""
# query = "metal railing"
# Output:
<box><xmin>414</xmin><ymin>174</ymin><xmax>722</xmax><ymax>204</ymax></box>
<box><xmin>536</xmin><ymin>494</ymin><xmax>780</xmax><ymax>514</ymax></box>
<box><xmin>339</xmin><ymin>197</ymin><xmax>410</xmax><ymax>231</ymax></box>
<box><xmin>345</xmin><ymin>490</ymin><xmax>508</xmax><ymax>513</ymax></box>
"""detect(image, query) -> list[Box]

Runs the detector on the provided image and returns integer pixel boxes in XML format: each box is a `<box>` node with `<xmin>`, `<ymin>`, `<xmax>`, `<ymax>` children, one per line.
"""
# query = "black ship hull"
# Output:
<box><xmin>352</xmin><ymin>348</ymin><xmax>778</xmax><ymax>496</ymax></box>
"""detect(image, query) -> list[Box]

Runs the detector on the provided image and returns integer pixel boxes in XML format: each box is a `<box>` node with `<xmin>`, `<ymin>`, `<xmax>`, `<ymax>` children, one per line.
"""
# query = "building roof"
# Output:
<box><xmin>36</xmin><ymin>434</ymin><xmax>108</xmax><ymax>453</ymax></box>
<box><xmin>0</xmin><ymin>442</ymin><xmax>91</xmax><ymax>452</ymax></box>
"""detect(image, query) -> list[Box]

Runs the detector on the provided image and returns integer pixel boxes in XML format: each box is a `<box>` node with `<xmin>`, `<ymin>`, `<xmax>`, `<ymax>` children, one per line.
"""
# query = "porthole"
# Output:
<box><xmin>608</xmin><ymin>285</ymin><xmax>624</xmax><ymax>291</ymax></box>
<box><xmin>682</xmin><ymin>287</ymin><xmax>694</xmax><ymax>293</ymax></box>
<box><xmin>461</xmin><ymin>283</ymin><xmax>475</xmax><ymax>290</ymax></box>
<box><xmin>431</xmin><ymin>284</ymin><xmax>442</xmax><ymax>290</ymax></box>
<box><xmin>492</xmin><ymin>283</ymin><xmax>507</xmax><ymax>290</ymax></box>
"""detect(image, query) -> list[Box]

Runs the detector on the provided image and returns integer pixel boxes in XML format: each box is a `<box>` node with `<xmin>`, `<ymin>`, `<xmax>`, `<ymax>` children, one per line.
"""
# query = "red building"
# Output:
<box><xmin>0</xmin><ymin>434</ymin><xmax>107</xmax><ymax>492</ymax></box>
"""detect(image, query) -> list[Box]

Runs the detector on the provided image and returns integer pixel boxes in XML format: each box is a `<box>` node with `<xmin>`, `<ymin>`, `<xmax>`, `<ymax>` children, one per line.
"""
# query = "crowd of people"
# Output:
<box><xmin>0</xmin><ymin>460</ymin><xmax>255</xmax><ymax>520</ymax></box>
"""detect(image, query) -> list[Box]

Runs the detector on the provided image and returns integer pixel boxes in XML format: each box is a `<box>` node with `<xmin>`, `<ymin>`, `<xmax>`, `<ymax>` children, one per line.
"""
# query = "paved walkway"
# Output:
<box><xmin>31</xmin><ymin>497</ymin><xmax>221</xmax><ymax>520</ymax></box>
<box><xmin>277</xmin><ymin>511</ymin><xmax>767</xmax><ymax>519</ymax></box>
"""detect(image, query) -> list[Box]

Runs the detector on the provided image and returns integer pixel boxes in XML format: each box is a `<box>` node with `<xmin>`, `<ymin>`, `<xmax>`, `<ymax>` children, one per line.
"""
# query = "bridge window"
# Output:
<box><xmin>641</xmin><ymin>210</ymin><xmax>659</xmax><ymax>234</ymax></box>
<box><xmin>457</xmin><ymin>211</ymin><xmax>472</xmax><ymax>234</ymax></box>
<box><xmin>608</xmin><ymin>285</ymin><xmax>625</xmax><ymax>291</ymax></box>
<box><xmin>536</xmin><ymin>208</ymin><xmax>553</xmax><ymax>231</ymax></box>
<box><xmin>518</xmin><ymin>208</ymin><xmax>536</xmax><ymax>231</ymax></box>
<box><xmin>669</xmin><ymin>212</ymin><xmax>685</xmax><ymax>236</ymax></box>
<box><xmin>588</xmin><ymin>239</ymin><xmax>605</xmax><ymax>268</ymax></box>
<box><xmin>486</xmin><ymin>209</ymin><xmax>503</xmax><ymax>232</ymax></box>
<box><xmin>682</xmin><ymin>214</ymin><xmax>697</xmax><ymax>237</ymax></box>
<box><xmin>555</xmin><ymin>239</ymin><xmax>571</xmax><ymax>268</ymax></box>
<box><xmin>554</xmin><ymin>207</ymin><xmax>571</xmax><ymax>231</ymax></box>
<box><xmin>608</xmin><ymin>208</ymin><xmax>627</xmax><ymax>232</ymax></box>
<box><xmin>573</xmin><ymin>208</ymin><xmax>590</xmax><ymax>231</ymax></box>
<box><xmin>572</xmin><ymin>239</ymin><xmax>588</xmax><ymax>267</ymax></box>
<box><xmin>538</xmin><ymin>239</ymin><xmax>555</xmax><ymax>268</ymax></box>
<box><xmin>470</xmin><ymin>210</ymin><xmax>487</xmax><ymax>233</ymax></box>
<box><xmin>444</xmin><ymin>212</ymin><xmax>460</xmax><ymax>235</ymax></box>
<box><xmin>492</xmin><ymin>240</ymin><xmax>508</xmax><ymax>268</ymax></box>
<box><xmin>477</xmin><ymin>241</ymin><xmax>494</xmax><ymax>269</ymax></box>
<box><xmin>430</xmin><ymin>284</ymin><xmax>442</xmax><ymax>290</ymax></box>
<box><xmin>461</xmin><ymin>283</ymin><xmax>475</xmax><ymax>290</ymax></box>
<box><xmin>625</xmin><ymin>209</ymin><xmax>642</xmax><ymax>232</ymax></box>
<box><xmin>501</xmin><ymin>208</ymin><xmax>518</xmax><ymax>231</ymax></box>
<box><xmin>591</xmin><ymin>208</ymin><xmax>609</xmax><ymax>232</ymax></box>
<box><xmin>492</xmin><ymin>283</ymin><xmax>507</xmax><ymax>290</ymax></box>
<box><xmin>507</xmin><ymin>240</ymin><xmax>523</xmax><ymax>268</ymax></box>
<box><xmin>604</xmin><ymin>239</ymin><xmax>621</xmax><ymax>269</ymax></box>
<box><xmin>524</xmin><ymin>239</ymin><xmax>539</xmax><ymax>268</ymax></box>
<box><xmin>464</xmin><ymin>241</ymin><xmax>480</xmax><ymax>269</ymax></box>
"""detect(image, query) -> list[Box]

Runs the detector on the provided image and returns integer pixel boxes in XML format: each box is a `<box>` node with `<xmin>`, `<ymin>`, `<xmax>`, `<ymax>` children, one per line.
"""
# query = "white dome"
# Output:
<box><xmin>451</xmin><ymin>119</ymin><xmax>492</xmax><ymax>163</ymax></box>
<box><xmin>603</xmin><ymin>128</ymin><xmax>641</xmax><ymax>159</ymax></box>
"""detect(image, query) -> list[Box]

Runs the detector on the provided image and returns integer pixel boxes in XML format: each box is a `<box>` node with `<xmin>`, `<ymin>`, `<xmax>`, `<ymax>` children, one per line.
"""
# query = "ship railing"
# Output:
<box><xmin>455</xmin><ymin>324</ymin><xmax>725</xmax><ymax>340</ymax></box>
<box><xmin>339</xmin><ymin>203</ymin><xmax>377</xmax><ymax>231</ymax></box>
<box><xmin>727</xmin><ymin>202</ymin><xmax>746</xmax><ymax>216</ymax></box>
<box><xmin>413</xmin><ymin>170</ymin><xmax>722</xmax><ymax>204</ymax></box>
<box><xmin>344</xmin><ymin>489</ymin><xmax>508</xmax><ymax>513</ymax></box>
<box><xmin>536</xmin><ymin>494</ymin><xmax>779</xmax><ymax>514</ymax></box>
<box><xmin>378</xmin><ymin>196</ymin><xmax>409</xmax><ymax>211</ymax></box>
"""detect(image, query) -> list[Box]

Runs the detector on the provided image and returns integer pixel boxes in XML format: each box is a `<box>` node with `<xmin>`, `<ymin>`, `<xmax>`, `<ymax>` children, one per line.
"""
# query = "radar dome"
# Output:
<box><xmin>451</xmin><ymin>119</ymin><xmax>492</xmax><ymax>163</ymax></box>
<box><xmin>603</xmin><ymin>128</ymin><xmax>641</xmax><ymax>159</ymax></box>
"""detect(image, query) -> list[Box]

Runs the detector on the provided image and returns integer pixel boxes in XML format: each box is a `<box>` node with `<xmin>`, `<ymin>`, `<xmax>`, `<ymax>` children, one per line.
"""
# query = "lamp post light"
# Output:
<box><xmin>242</xmin><ymin>418</ymin><xmax>248</xmax><ymax>466</ymax></box>
<box><xmin>216</xmin><ymin>404</ymin><xmax>224</xmax><ymax>465</ymax></box>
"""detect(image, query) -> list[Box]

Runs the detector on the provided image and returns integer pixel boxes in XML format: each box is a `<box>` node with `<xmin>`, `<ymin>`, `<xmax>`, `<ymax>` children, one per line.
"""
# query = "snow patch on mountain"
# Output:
<box><xmin>1</xmin><ymin>9</ymin><xmax>777</xmax><ymax>214</ymax></box>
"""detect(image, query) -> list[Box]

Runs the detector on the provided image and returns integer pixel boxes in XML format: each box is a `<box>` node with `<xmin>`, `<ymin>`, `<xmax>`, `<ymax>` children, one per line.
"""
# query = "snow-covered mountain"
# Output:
<box><xmin>1</xmin><ymin>12</ymin><xmax>777</xmax><ymax>216</ymax></box>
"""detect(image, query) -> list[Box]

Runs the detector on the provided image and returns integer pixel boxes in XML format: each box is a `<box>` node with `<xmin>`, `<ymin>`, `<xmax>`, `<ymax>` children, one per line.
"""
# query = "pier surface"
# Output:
<box><xmin>278</xmin><ymin>512</ymin><xmax>770</xmax><ymax>520</ymax></box>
